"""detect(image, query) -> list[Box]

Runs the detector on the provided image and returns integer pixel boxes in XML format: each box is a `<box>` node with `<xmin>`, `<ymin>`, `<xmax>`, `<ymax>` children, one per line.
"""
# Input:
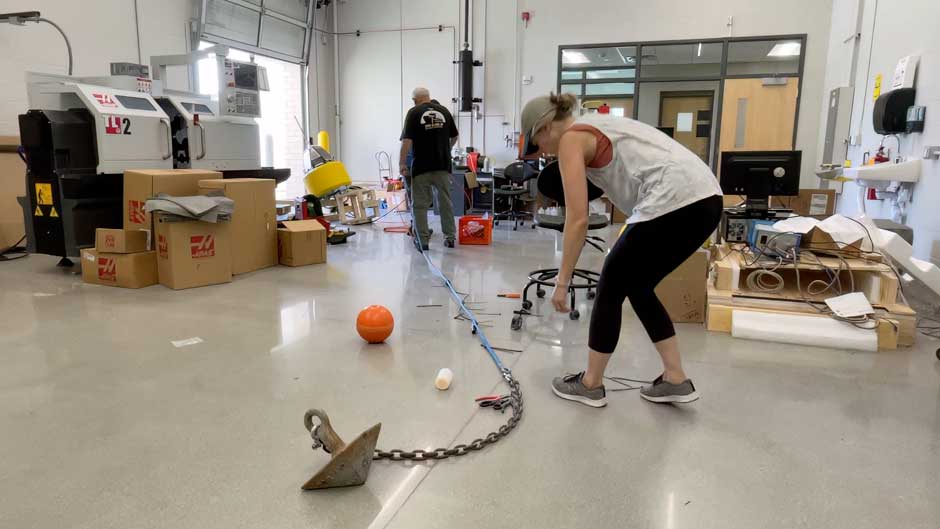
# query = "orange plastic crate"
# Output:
<box><xmin>458</xmin><ymin>215</ymin><xmax>493</xmax><ymax>245</ymax></box>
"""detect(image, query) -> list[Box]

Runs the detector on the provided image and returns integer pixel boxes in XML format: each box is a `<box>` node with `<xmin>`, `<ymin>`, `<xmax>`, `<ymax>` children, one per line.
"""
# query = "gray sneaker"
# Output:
<box><xmin>640</xmin><ymin>375</ymin><xmax>699</xmax><ymax>404</ymax></box>
<box><xmin>551</xmin><ymin>372</ymin><xmax>607</xmax><ymax>408</ymax></box>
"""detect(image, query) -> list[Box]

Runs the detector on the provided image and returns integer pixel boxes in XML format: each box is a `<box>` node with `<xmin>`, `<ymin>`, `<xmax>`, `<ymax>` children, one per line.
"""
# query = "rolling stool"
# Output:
<box><xmin>510</xmin><ymin>160</ymin><xmax>609</xmax><ymax>331</ymax></box>
<box><xmin>494</xmin><ymin>162</ymin><xmax>538</xmax><ymax>230</ymax></box>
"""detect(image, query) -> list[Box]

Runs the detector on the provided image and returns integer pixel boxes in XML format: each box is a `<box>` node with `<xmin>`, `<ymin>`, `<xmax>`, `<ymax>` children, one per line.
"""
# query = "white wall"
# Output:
<box><xmin>333</xmin><ymin>0</ymin><xmax>833</xmax><ymax>185</ymax></box>
<box><xmin>822</xmin><ymin>0</ymin><xmax>940</xmax><ymax>263</ymax></box>
<box><xmin>0</xmin><ymin>0</ymin><xmax>196</xmax><ymax>135</ymax></box>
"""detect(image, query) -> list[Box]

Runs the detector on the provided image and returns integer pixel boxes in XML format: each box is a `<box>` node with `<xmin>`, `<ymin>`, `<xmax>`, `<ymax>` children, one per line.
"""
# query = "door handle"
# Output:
<box><xmin>194</xmin><ymin>122</ymin><xmax>207</xmax><ymax>160</ymax></box>
<box><xmin>159</xmin><ymin>119</ymin><xmax>172</xmax><ymax>160</ymax></box>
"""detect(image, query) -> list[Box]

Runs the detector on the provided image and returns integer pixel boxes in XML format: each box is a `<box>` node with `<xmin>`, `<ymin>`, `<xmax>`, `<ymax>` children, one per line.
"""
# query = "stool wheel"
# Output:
<box><xmin>511</xmin><ymin>315</ymin><xmax>523</xmax><ymax>331</ymax></box>
<box><xmin>569</xmin><ymin>310</ymin><xmax>580</xmax><ymax>320</ymax></box>
<box><xmin>536</xmin><ymin>289</ymin><xmax>546</xmax><ymax>299</ymax></box>
<box><xmin>522</xmin><ymin>300</ymin><xmax>532</xmax><ymax>310</ymax></box>
<box><xmin>587</xmin><ymin>290</ymin><xmax>596</xmax><ymax>300</ymax></box>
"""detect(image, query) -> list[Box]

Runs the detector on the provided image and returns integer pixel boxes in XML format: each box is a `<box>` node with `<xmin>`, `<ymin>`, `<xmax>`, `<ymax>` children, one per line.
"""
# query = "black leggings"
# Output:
<box><xmin>588</xmin><ymin>195</ymin><xmax>723</xmax><ymax>353</ymax></box>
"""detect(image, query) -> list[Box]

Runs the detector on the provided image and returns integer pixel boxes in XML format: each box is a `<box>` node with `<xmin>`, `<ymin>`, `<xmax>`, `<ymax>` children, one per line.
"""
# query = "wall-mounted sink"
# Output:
<box><xmin>843</xmin><ymin>159</ymin><xmax>922</xmax><ymax>183</ymax></box>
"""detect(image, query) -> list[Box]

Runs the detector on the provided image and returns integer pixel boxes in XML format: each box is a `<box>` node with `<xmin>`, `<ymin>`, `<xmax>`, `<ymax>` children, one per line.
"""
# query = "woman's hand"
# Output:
<box><xmin>552</xmin><ymin>283</ymin><xmax>571</xmax><ymax>313</ymax></box>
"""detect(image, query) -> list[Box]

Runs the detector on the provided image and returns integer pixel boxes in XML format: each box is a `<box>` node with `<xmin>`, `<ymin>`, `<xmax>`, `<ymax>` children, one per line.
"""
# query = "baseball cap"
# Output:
<box><xmin>520</xmin><ymin>95</ymin><xmax>555</xmax><ymax>155</ymax></box>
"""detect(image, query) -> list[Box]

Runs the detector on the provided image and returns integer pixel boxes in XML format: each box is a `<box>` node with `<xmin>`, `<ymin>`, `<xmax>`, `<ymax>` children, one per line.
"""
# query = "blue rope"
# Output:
<box><xmin>409</xmin><ymin>178</ymin><xmax>506</xmax><ymax>373</ymax></box>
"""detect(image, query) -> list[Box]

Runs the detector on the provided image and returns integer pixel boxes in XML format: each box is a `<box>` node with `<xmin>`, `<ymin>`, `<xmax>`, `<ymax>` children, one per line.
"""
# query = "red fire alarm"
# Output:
<box><xmin>522</xmin><ymin>11</ymin><xmax>530</xmax><ymax>27</ymax></box>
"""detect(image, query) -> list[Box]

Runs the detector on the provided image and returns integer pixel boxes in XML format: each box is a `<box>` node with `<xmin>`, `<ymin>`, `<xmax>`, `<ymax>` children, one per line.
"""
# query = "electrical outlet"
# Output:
<box><xmin>522</xmin><ymin>75</ymin><xmax>533</xmax><ymax>85</ymax></box>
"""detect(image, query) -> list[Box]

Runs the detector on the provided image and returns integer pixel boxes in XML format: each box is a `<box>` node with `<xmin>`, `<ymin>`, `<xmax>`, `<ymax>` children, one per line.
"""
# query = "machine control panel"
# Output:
<box><xmin>219</xmin><ymin>58</ymin><xmax>267</xmax><ymax>119</ymax></box>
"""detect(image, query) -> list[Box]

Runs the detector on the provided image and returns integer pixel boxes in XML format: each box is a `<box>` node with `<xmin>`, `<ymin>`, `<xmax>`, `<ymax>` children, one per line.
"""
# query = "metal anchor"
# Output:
<box><xmin>302</xmin><ymin>409</ymin><xmax>382</xmax><ymax>490</ymax></box>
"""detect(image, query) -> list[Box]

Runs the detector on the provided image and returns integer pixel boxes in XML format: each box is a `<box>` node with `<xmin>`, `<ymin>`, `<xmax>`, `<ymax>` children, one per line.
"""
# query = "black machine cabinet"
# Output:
<box><xmin>17</xmin><ymin>109</ymin><xmax>122</xmax><ymax>260</ymax></box>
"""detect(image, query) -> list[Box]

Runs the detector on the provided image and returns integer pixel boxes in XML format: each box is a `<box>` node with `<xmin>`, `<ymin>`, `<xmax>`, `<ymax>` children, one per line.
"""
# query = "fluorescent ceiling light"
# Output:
<box><xmin>562</xmin><ymin>50</ymin><xmax>590</xmax><ymax>65</ymax></box>
<box><xmin>767</xmin><ymin>42</ymin><xmax>801</xmax><ymax>57</ymax></box>
<box><xmin>697</xmin><ymin>43</ymin><xmax>702</xmax><ymax>57</ymax></box>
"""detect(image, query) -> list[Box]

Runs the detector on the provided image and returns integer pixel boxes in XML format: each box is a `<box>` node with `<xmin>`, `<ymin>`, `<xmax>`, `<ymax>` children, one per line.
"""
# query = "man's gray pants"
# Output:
<box><xmin>411</xmin><ymin>170</ymin><xmax>456</xmax><ymax>242</ymax></box>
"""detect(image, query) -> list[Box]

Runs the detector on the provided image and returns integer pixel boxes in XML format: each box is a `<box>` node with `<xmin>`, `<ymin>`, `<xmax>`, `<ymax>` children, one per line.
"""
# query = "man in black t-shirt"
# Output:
<box><xmin>400</xmin><ymin>87</ymin><xmax>459</xmax><ymax>250</ymax></box>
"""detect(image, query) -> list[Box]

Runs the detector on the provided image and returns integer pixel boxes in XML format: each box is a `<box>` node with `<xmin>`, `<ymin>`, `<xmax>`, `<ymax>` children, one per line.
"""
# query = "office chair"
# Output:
<box><xmin>511</xmin><ymin>160</ymin><xmax>609</xmax><ymax>330</ymax></box>
<box><xmin>493</xmin><ymin>161</ymin><xmax>538</xmax><ymax>230</ymax></box>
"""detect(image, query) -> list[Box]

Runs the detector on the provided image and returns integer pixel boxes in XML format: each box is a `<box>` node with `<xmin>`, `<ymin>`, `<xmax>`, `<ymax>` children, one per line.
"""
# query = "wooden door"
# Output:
<box><xmin>659</xmin><ymin>92</ymin><xmax>713</xmax><ymax>162</ymax></box>
<box><xmin>719</xmin><ymin>78</ymin><xmax>798</xmax><ymax>153</ymax></box>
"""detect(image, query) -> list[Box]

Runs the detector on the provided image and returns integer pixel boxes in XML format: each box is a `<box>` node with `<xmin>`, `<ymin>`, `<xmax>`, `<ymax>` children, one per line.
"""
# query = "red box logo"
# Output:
<box><xmin>105</xmin><ymin>115</ymin><xmax>122</xmax><ymax>134</ymax></box>
<box><xmin>97</xmin><ymin>257</ymin><xmax>116</xmax><ymax>282</ymax></box>
<box><xmin>128</xmin><ymin>200</ymin><xmax>146</xmax><ymax>225</ymax></box>
<box><xmin>104</xmin><ymin>234</ymin><xmax>116</xmax><ymax>248</ymax></box>
<box><xmin>158</xmin><ymin>234</ymin><xmax>168</xmax><ymax>259</ymax></box>
<box><xmin>190</xmin><ymin>235</ymin><xmax>215</xmax><ymax>259</ymax></box>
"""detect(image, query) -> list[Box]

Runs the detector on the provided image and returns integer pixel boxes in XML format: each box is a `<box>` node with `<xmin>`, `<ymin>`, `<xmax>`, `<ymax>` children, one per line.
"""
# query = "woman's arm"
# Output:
<box><xmin>552</xmin><ymin>130</ymin><xmax>596</xmax><ymax>312</ymax></box>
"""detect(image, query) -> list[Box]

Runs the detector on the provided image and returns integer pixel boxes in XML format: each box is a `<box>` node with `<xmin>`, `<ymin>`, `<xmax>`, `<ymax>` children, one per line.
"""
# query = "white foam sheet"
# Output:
<box><xmin>731</xmin><ymin>310</ymin><xmax>878</xmax><ymax>352</ymax></box>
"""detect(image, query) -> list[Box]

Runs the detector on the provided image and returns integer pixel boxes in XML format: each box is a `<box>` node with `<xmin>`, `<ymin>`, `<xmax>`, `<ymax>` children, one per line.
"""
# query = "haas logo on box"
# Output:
<box><xmin>104</xmin><ymin>234</ymin><xmax>116</xmax><ymax>248</ymax></box>
<box><xmin>157</xmin><ymin>234</ymin><xmax>168</xmax><ymax>259</ymax></box>
<box><xmin>128</xmin><ymin>200</ymin><xmax>146</xmax><ymax>224</ymax></box>
<box><xmin>190</xmin><ymin>235</ymin><xmax>215</xmax><ymax>259</ymax></box>
<box><xmin>97</xmin><ymin>257</ymin><xmax>116</xmax><ymax>282</ymax></box>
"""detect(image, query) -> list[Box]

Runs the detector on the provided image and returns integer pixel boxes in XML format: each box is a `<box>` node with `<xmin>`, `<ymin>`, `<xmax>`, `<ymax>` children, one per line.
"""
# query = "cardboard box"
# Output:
<box><xmin>801</xmin><ymin>226</ymin><xmax>863</xmax><ymax>256</ymax></box>
<box><xmin>123</xmin><ymin>169</ymin><xmax>222</xmax><ymax>238</ymax></box>
<box><xmin>198</xmin><ymin>178</ymin><xmax>276</xmax><ymax>275</ymax></box>
<box><xmin>80</xmin><ymin>249</ymin><xmax>158</xmax><ymax>288</ymax></box>
<box><xmin>0</xmin><ymin>136</ymin><xmax>26</xmax><ymax>249</ymax></box>
<box><xmin>95</xmin><ymin>228</ymin><xmax>149</xmax><ymax>254</ymax></box>
<box><xmin>277</xmin><ymin>220</ymin><xmax>326</xmax><ymax>267</ymax></box>
<box><xmin>655</xmin><ymin>249</ymin><xmax>709</xmax><ymax>323</ymax></box>
<box><xmin>155</xmin><ymin>215</ymin><xmax>232</xmax><ymax>289</ymax></box>
<box><xmin>600</xmin><ymin>197</ymin><xmax>627</xmax><ymax>224</ymax></box>
<box><xmin>770</xmin><ymin>189</ymin><xmax>836</xmax><ymax>217</ymax></box>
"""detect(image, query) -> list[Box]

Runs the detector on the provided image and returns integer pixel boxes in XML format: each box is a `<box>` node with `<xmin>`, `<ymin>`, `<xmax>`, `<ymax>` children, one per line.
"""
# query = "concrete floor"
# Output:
<box><xmin>1</xmin><ymin>219</ymin><xmax>939</xmax><ymax>529</ymax></box>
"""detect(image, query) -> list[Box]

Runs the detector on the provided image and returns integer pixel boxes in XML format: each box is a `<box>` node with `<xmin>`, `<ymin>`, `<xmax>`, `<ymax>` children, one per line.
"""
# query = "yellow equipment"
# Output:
<box><xmin>301</xmin><ymin>135</ymin><xmax>356</xmax><ymax>244</ymax></box>
<box><xmin>303</xmin><ymin>134</ymin><xmax>351</xmax><ymax>198</ymax></box>
<box><xmin>304</xmin><ymin>157</ymin><xmax>351</xmax><ymax>198</ymax></box>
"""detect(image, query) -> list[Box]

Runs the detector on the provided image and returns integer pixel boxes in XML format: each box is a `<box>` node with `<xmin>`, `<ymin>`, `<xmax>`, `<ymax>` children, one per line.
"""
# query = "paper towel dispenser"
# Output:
<box><xmin>873</xmin><ymin>88</ymin><xmax>915</xmax><ymax>134</ymax></box>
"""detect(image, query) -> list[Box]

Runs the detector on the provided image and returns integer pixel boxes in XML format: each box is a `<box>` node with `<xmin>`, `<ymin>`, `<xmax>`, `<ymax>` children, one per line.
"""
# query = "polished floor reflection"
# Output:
<box><xmin>1</xmin><ymin>220</ymin><xmax>938</xmax><ymax>529</ymax></box>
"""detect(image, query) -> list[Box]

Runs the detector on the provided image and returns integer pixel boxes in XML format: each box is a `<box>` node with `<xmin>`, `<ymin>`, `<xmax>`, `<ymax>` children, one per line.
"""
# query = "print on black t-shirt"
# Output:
<box><xmin>401</xmin><ymin>102</ymin><xmax>458</xmax><ymax>177</ymax></box>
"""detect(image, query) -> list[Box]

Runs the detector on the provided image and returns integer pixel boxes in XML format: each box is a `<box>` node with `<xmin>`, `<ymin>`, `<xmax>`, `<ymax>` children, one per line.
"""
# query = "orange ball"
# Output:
<box><xmin>356</xmin><ymin>305</ymin><xmax>394</xmax><ymax>344</ymax></box>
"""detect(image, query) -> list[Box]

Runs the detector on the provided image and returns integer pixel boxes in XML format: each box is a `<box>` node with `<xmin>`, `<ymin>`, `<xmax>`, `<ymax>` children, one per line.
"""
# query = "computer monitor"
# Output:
<box><xmin>720</xmin><ymin>150</ymin><xmax>801</xmax><ymax>215</ymax></box>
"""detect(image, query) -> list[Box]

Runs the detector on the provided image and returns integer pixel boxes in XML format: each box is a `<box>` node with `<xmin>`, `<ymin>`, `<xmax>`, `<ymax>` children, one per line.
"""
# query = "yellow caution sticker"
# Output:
<box><xmin>49</xmin><ymin>206</ymin><xmax>59</xmax><ymax>218</ymax></box>
<box><xmin>873</xmin><ymin>74</ymin><xmax>882</xmax><ymax>101</ymax></box>
<box><xmin>35</xmin><ymin>183</ymin><xmax>53</xmax><ymax>205</ymax></box>
<box><xmin>34</xmin><ymin>205</ymin><xmax>43</xmax><ymax>217</ymax></box>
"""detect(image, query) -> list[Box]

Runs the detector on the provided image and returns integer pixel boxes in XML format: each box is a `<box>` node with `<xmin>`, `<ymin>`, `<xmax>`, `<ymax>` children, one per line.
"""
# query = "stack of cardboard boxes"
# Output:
<box><xmin>81</xmin><ymin>229</ymin><xmax>157</xmax><ymax>288</ymax></box>
<box><xmin>81</xmin><ymin>169</ymin><xmax>327</xmax><ymax>290</ymax></box>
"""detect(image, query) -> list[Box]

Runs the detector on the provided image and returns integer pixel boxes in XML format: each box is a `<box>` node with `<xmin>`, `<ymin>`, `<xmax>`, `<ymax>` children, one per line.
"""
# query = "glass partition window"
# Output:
<box><xmin>727</xmin><ymin>39</ymin><xmax>801</xmax><ymax>75</ymax></box>
<box><xmin>639</xmin><ymin>42</ymin><xmax>722</xmax><ymax>78</ymax></box>
<box><xmin>585</xmin><ymin>83</ymin><xmax>635</xmax><ymax>96</ymax></box>
<box><xmin>560</xmin><ymin>46</ymin><xmax>637</xmax><ymax>98</ymax></box>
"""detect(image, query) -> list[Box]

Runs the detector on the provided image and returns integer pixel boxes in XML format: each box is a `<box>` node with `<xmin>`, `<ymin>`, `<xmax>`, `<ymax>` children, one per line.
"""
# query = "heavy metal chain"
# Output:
<box><xmin>372</xmin><ymin>368</ymin><xmax>523</xmax><ymax>461</ymax></box>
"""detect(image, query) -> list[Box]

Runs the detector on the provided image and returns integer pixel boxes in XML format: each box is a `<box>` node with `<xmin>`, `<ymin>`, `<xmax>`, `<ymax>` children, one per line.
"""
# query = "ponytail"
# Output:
<box><xmin>549</xmin><ymin>92</ymin><xmax>577</xmax><ymax>119</ymax></box>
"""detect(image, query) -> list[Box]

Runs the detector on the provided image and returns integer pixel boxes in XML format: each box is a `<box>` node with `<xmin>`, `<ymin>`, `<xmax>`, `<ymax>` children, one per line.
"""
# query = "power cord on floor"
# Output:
<box><xmin>0</xmin><ymin>235</ymin><xmax>27</xmax><ymax>262</ymax></box>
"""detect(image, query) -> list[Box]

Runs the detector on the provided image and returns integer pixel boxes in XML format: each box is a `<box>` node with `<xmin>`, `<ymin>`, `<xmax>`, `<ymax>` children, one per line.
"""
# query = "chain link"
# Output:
<box><xmin>372</xmin><ymin>368</ymin><xmax>523</xmax><ymax>462</ymax></box>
